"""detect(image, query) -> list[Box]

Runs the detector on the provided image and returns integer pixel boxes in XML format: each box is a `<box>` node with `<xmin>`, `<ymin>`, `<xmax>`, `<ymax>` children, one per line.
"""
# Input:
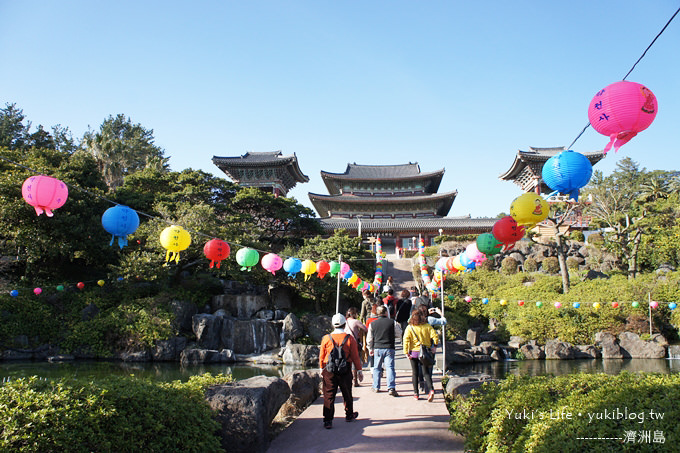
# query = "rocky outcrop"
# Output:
<box><xmin>211</xmin><ymin>293</ymin><xmax>268</xmax><ymax>319</ymax></box>
<box><xmin>617</xmin><ymin>332</ymin><xmax>666</xmax><ymax>359</ymax></box>
<box><xmin>169</xmin><ymin>299</ymin><xmax>198</xmax><ymax>333</ymax></box>
<box><xmin>152</xmin><ymin>336</ymin><xmax>188</xmax><ymax>361</ymax></box>
<box><xmin>206</xmin><ymin>375</ymin><xmax>290</xmax><ymax>453</ymax></box>
<box><xmin>281</xmin><ymin>342</ymin><xmax>319</xmax><ymax>367</ymax></box>
<box><xmin>544</xmin><ymin>340</ymin><xmax>579</xmax><ymax>360</ymax></box>
<box><xmin>300</xmin><ymin>314</ymin><xmax>332</xmax><ymax>343</ymax></box>
<box><xmin>520</xmin><ymin>341</ymin><xmax>545</xmax><ymax>360</ymax></box>
<box><xmin>274</xmin><ymin>370</ymin><xmax>322</xmax><ymax>423</ymax></box>
<box><xmin>281</xmin><ymin>313</ymin><xmax>304</xmax><ymax>344</ymax></box>
<box><xmin>575</xmin><ymin>345</ymin><xmax>601</xmax><ymax>359</ymax></box>
<box><xmin>193</xmin><ymin>314</ymin><xmax>281</xmax><ymax>354</ymax></box>
<box><xmin>180</xmin><ymin>348</ymin><xmax>234</xmax><ymax>364</ymax></box>
<box><xmin>445</xmin><ymin>373</ymin><xmax>498</xmax><ymax>398</ymax></box>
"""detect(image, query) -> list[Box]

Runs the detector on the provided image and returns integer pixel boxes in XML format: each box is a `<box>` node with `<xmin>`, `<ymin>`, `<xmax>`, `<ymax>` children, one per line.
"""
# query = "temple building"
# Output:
<box><xmin>212</xmin><ymin>151</ymin><xmax>309</xmax><ymax>197</ymax></box>
<box><xmin>310</xmin><ymin>163</ymin><xmax>495</xmax><ymax>251</ymax></box>
<box><xmin>499</xmin><ymin>146</ymin><xmax>604</xmax><ymax>195</ymax></box>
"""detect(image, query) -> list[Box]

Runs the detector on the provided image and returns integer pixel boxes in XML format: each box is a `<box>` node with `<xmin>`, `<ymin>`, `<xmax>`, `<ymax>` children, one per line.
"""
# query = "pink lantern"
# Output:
<box><xmin>464</xmin><ymin>296</ymin><xmax>472</xmax><ymax>303</ymax></box>
<box><xmin>33</xmin><ymin>287</ymin><xmax>42</xmax><ymax>295</ymax></box>
<box><xmin>465</xmin><ymin>243</ymin><xmax>488</xmax><ymax>264</ymax></box>
<box><xmin>554</xmin><ymin>301</ymin><xmax>562</xmax><ymax>309</ymax></box>
<box><xmin>22</xmin><ymin>175</ymin><xmax>69</xmax><ymax>216</ymax></box>
<box><xmin>435</xmin><ymin>257</ymin><xmax>448</xmax><ymax>272</ymax></box>
<box><xmin>650</xmin><ymin>301</ymin><xmax>659</xmax><ymax>309</ymax></box>
<box><xmin>588</xmin><ymin>81</ymin><xmax>657</xmax><ymax>154</ymax></box>
<box><xmin>340</xmin><ymin>262</ymin><xmax>350</xmax><ymax>276</ymax></box>
<box><xmin>261</xmin><ymin>253</ymin><xmax>283</xmax><ymax>275</ymax></box>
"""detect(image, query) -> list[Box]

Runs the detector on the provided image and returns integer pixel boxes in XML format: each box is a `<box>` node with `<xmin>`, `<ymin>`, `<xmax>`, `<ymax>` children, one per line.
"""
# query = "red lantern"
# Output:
<box><xmin>587</xmin><ymin>81</ymin><xmax>658</xmax><ymax>154</ymax></box>
<box><xmin>492</xmin><ymin>216</ymin><xmax>525</xmax><ymax>251</ymax></box>
<box><xmin>76</xmin><ymin>282</ymin><xmax>85</xmax><ymax>290</ymax></box>
<box><xmin>203</xmin><ymin>239</ymin><xmax>230</xmax><ymax>269</ymax></box>
<box><xmin>21</xmin><ymin>175</ymin><xmax>69</xmax><ymax>217</ymax></box>
<box><xmin>612</xmin><ymin>302</ymin><xmax>619</xmax><ymax>308</ymax></box>
<box><xmin>316</xmin><ymin>260</ymin><xmax>330</xmax><ymax>279</ymax></box>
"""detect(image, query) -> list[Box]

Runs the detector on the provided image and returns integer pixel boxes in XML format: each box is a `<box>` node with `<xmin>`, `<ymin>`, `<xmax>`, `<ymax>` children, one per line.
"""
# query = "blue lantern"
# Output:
<box><xmin>102</xmin><ymin>205</ymin><xmax>140</xmax><ymax>248</ymax></box>
<box><xmin>10</xmin><ymin>289</ymin><xmax>18</xmax><ymax>297</ymax></box>
<box><xmin>482</xmin><ymin>298</ymin><xmax>489</xmax><ymax>304</ymax></box>
<box><xmin>669</xmin><ymin>302</ymin><xmax>677</xmax><ymax>310</ymax></box>
<box><xmin>573</xmin><ymin>302</ymin><xmax>580</xmax><ymax>308</ymax></box>
<box><xmin>283</xmin><ymin>257</ymin><xmax>302</xmax><ymax>278</ymax></box>
<box><xmin>541</xmin><ymin>150</ymin><xmax>593</xmax><ymax>201</ymax></box>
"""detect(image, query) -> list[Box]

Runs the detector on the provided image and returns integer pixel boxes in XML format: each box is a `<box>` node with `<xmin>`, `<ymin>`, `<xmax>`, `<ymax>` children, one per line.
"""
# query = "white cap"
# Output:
<box><xmin>332</xmin><ymin>313</ymin><xmax>346</xmax><ymax>327</ymax></box>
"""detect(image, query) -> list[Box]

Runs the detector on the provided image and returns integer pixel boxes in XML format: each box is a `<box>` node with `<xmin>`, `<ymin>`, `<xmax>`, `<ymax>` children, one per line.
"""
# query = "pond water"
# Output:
<box><xmin>0</xmin><ymin>360</ymin><xmax>302</xmax><ymax>383</ymax></box>
<box><xmin>3</xmin><ymin>358</ymin><xmax>679</xmax><ymax>384</ymax></box>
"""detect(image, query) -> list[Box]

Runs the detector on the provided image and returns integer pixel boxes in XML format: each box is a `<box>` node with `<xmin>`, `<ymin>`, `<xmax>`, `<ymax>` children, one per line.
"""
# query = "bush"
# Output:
<box><xmin>524</xmin><ymin>257</ymin><xmax>538</xmax><ymax>272</ymax></box>
<box><xmin>501</xmin><ymin>257</ymin><xmax>519</xmax><ymax>275</ymax></box>
<box><xmin>587</xmin><ymin>232</ymin><xmax>604</xmax><ymax>246</ymax></box>
<box><xmin>0</xmin><ymin>374</ymin><xmax>231</xmax><ymax>452</ymax></box>
<box><xmin>570</xmin><ymin>230</ymin><xmax>585</xmax><ymax>242</ymax></box>
<box><xmin>566</xmin><ymin>256</ymin><xmax>580</xmax><ymax>271</ymax></box>
<box><xmin>449</xmin><ymin>372</ymin><xmax>680</xmax><ymax>452</ymax></box>
<box><xmin>542</xmin><ymin>256</ymin><xmax>560</xmax><ymax>274</ymax></box>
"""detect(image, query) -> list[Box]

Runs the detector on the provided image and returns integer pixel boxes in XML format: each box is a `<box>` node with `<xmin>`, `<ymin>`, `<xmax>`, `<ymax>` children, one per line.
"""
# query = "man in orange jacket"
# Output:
<box><xmin>319</xmin><ymin>313</ymin><xmax>363</xmax><ymax>429</ymax></box>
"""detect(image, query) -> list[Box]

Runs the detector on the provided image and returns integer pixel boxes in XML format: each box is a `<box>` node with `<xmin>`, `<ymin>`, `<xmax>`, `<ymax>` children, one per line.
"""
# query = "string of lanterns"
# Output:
<box><xmin>455</xmin><ymin>296</ymin><xmax>676</xmax><ymax>311</ymax></box>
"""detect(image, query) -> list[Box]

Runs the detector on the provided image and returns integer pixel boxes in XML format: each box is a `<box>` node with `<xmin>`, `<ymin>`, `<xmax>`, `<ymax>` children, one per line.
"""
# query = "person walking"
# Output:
<box><xmin>403</xmin><ymin>310</ymin><xmax>439</xmax><ymax>402</ymax></box>
<box><xmin>360</xmin><ymin>289</ymin><xmax>373</xmax><ymax>323</ymax></box>
<box><xmin>319</xmin><ymin>313</ymin><xmax>363</xmax><ymax>429</ymax></box>
<box><xmin>395</xmin><ymin>289</ymin><xmax>412</xmax><ymax>333</ymax></box>
<box><xmin>366</xmin><ymin>305</ymin><xmax>402</xmax><ymax>396</ymax></box>
<box><xmin>382</xmin><ymin>289</ymin><xmax>397</xmax><ymax>319</ymax></box>
<box><xmin>345</xmin><ymin>307</ymin><xmax>367</xmax><ymax>387</ymax></box>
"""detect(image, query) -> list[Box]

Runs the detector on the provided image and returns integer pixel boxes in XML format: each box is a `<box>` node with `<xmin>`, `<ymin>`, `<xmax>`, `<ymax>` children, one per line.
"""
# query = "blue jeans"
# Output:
<box><xmin>372</xmin><ymin>348</ymin><xmax>396</xmax><ymax>390</ymax></box>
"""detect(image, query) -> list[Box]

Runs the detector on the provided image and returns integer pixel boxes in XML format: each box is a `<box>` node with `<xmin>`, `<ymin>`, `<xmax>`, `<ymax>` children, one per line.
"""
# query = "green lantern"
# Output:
<box><xmin>329</xmin><ymin>261</ymin><xmax>341</xmax><ymax>277</ymax></box>
<box><xmin>535</xmin><ymin>301</ymin><xmax>543</xmax><ymax>308</ymax></box>
<box><xmin>236</xmin><ymin>247</ymin><xmax>260</xmax><ymax>271</ymax></box>
<box><xmin>476</xmin><ymin>233</ymin><xmax>503</xmax><ymax>256</ymax></box>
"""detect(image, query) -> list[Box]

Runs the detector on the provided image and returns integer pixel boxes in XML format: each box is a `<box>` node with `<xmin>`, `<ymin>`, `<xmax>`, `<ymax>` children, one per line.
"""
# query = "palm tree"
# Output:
<box><xmin>638</xmin><ymin>176</ymin><xmax>669</xmax><ymax>202</ymax></box>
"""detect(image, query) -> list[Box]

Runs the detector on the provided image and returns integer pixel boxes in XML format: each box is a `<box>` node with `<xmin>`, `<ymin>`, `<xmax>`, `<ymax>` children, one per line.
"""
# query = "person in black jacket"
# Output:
<box><xmin>394</xmin><ymin>289</ymin><xmax>412</xmax><ymax>333</ymax></box>
<box><xmin>366</xmin><ymin>305</ymin><xmax>403</xmax><ymax>396</ymax></box>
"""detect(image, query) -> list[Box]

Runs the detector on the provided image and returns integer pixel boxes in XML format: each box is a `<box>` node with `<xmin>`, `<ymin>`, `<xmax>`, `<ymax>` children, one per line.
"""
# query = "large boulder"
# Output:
<box><xmin>269</xmin><ymin>284</ymin><xmax>293</xmax><ymax>310</ymax></box>
<box><xmin>466</xmin><ymin>329</ymin><xmax>481</xmax><ymax>346</ymax></box>
<box><xmin>301</xmin><ymin>314</ymin><xmax>332</xmax><ymax>343</ymax></box>
<box><xmin>281</xmin><ymin>313</ymin><xmax>304</xmax><ymax>344</ymax></box>
<box><xmin>445</xmin><ymin>374</ymin><xmax>497</xmax><ymax>398</ymax></box>
<box><xmin>274</xmin><ymin>370</ymin><xmax>322</xmax><ymax>423</ymax></box>
<box><xmin>169</xmin><ymin>299</ymin><xmax>198</xmax><ymax>333</ymax></box>
<box><xmin>520</xmin><ymin>341</ymin><xmax>545</xmax><ymax>360</ymax></box>
<box><xmin>544</xmin><ymin>340</ymin><xmax>578</xmax><ymax>360</ymax></box>
<box><xmin>152</xmin><ymin>336</ymin><xmax>187</xmax><ymax>361</ymax></box>
<box><xmin>281</xmin><ymin>342</ymin><xmax>320</xmax><ymax>367</ymax></box>
<box><xmin>221</xmin><ymin>318</ymin><xmax>281</xmax><ymax>354</ymax></box>
<box><xmin>617</xmin><ymin>332</ymin><xmax>666</xmax><ymax>358</ymax></box>
<box><xmin>180</xmin><ymin>348</ymin><xmax>234</xmax><ymax>364</ymax></box>
<box><xmin>206</xmin><ymin>376</ymin><xmax>290</xmax><ymax>453</ymax></box>
<box><xmin>575</xmin><ymin>345</ymin><xmax>601</xmax><ymax>359</ymax></box>
<box><xmin>595</xmin><ymin>332</ymin><xmax>624</xmax><ymax>359</ymax></box>
<box><xmin>193</xmin><ymin>314</ymin><xmax>222</xmax><ymax>350</ymax></box>
<box><xmin>211</xmin><ymin>294</ymin><xmax>268</xmax><ymax>319</ymax></box>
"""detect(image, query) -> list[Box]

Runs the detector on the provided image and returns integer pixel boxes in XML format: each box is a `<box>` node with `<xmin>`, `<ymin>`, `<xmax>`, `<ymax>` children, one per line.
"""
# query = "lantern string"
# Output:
<box><xmin>567</xmin><ymin>6</ymin><xmax>680</xmax><ymax>151</ymax></box>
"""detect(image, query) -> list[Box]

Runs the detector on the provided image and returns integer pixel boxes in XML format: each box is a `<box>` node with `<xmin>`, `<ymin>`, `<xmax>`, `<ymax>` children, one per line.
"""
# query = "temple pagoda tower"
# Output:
<box><xmin>212</xmin><ymin>151</ymin><xmax>308</xmax><ymax>196</ymax></box>
<box><xmin>309</xmin><ymin>163</ymin><xmax>457</xmax><ymax>219</ymax></box>
<box><xmin>499</xmin><ymin>146</ymin><xmax>604</xmax><ymax>195</ymax></box>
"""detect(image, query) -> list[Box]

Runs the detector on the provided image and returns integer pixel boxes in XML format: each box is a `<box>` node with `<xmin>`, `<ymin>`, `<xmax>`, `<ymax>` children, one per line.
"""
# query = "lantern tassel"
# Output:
<box><xmin>117</xmin><ymin>236</ymin><xmax>128</xmax><ymax>249</ymax></box>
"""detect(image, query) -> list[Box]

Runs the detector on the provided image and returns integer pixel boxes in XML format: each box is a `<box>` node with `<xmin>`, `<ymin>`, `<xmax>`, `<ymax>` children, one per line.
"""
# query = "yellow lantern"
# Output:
<box><xmin>97</xmin><ymin>280</ymin><xmax>105</xmax><ymax>287</ymax></box>
<box><xmin>510</xmin><ymin>193</ymin><xmax>549</xmax><ymax>227</ymax></box>
<box><xmin>500</xmin><ymin>299</ymin><xmax>508</xmax><ymax>306</ymax></box>
<box><xmin>593</xmin><ymin>302</ymin><xmax>601</xmax><ymax>310</ymax></box>
<box><xmin>159</xmin><ymin>225</ymin><xmax>191</xmax><ymax>263</ymax></box>
<box><xmin>301</xmin><ymin>259</ymin><xmax>316</xmax><ymax>281</ymax></box>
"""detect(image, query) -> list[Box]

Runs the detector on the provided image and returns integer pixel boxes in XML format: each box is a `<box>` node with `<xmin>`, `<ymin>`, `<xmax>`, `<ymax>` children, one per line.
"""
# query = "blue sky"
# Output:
<box><xmin>2</xmin><ymin>1</ymin><xmax>679</xmax><ymax>218</ymax></box>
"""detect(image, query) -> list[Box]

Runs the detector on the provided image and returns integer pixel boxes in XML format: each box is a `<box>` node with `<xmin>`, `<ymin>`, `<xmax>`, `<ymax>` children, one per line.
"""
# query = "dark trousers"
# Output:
<box><xmin>409</xmin><ymin>357</ymin><xmax>433</xmax><ymax>395</ymax></box>
<box><xmin>322</xmin><ymin>369</ymin><xmax>354</xmax><ymax>422</ymax></box>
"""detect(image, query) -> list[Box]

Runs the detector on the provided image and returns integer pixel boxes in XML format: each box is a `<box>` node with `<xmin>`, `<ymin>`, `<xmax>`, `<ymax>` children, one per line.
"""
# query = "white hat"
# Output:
<box><xmin>331</xmin><ymin>313</ymin><xmax>346</xmax><ymax>327</ymax></box>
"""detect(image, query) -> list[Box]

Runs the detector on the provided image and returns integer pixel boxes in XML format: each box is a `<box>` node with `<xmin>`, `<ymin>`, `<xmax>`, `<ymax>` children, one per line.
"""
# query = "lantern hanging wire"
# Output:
<box><xmin>567</xmin><ymin>6</ymin><xmax>680</xmax><ymax>151</ymax></box>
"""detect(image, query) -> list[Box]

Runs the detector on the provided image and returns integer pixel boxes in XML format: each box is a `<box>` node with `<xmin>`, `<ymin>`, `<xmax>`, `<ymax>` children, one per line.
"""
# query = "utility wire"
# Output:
<box><xmin>567</xmin><ymin>6</ymin><xmax>680</xmax><ymax>151</ymax></box>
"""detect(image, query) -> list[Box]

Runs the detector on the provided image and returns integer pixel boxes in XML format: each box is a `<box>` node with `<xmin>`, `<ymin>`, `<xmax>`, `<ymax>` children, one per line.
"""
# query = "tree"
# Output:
<box><xmin>0</xmin><ymin>103</ymin><xmax>29</xmax><ymax>149</ymax></box>
<box><xmin>82</xmin><ymin>114</ymin><xmax>166</xmax><ymax>190</ymax></box>
<box><xmin>0</xmin><ymin>104</ymin><xmax>77</xmax><ymax>152</ymax></box>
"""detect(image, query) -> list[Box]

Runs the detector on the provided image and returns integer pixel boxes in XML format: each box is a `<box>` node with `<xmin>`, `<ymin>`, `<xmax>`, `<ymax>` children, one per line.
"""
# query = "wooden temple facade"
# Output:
<box><xmin>212</xmin><ymin>151</ymin><xmax>309</xmax><ymax>197</ymax></box>
<box><xmin>310</xmin><ymin>163</ymin><xmax>495</xmax><ymax>250</ymax></box>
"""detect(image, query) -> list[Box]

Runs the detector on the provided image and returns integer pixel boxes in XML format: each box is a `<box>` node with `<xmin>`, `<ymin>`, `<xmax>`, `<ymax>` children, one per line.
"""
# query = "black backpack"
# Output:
<box><xmin>325</xmin><ymin>334</ymin><xmax>351</xmax><ymax>375</ymax></box>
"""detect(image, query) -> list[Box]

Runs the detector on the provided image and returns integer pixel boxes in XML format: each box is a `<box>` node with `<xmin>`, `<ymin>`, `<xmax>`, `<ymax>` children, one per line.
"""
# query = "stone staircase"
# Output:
<box><xmin>382</xmin><ymin>255</ymin><xmax>417</xmax><ymax>294</ymax></box>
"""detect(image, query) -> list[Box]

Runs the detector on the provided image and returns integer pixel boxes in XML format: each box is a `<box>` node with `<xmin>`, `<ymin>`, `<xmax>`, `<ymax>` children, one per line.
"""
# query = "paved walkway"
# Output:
<box><xmin>268</xmin><ymin>345</ymin><xmax>464</xmax><ymax>453</ymax></box>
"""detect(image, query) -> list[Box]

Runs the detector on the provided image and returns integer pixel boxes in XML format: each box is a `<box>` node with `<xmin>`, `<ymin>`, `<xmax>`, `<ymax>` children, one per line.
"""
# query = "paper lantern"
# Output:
<box><xmin>10</xmin><ymin>289</ymin><xmax>18</xmax><ymax>297</ymax></box>
<box><xmin>261</xmin><ymin>253</ymin><xmax>283</xmax><ymax>275</ymax></box>
<box><xmin>499</xmin><ymin>299</ymin><xmax>507</xmax><ymax>306</ymax></box>
<box><xmin>669</xmin><ymin>303</ymin><xmax>677</xmax><ymax>310</ymax></box>
<box><xmin>340</xmin><ymin>262</ymin><xmax>351</xmax><ymax>277</ymax></box>
<box><xmin>482</xmin><ymin>298</ymin><xmax>489</xmax><ymax>304</ymax></box>
<box><xmin>535</xmin><ymin>301</ymin><xmax>543</xmax><ymax>308</ymax></box>
<box><xmin>77</xmin><ymin>282</ymin><xmax>85</xmax><ymax>290</ymax></box>
<box><xmin>159</xmin><ymin>225</ymin><xmax>191</xmax><ymax>263</ymax></box>
<box><xmin>343</xmin><ymin>269</ymin><xmax>354</xmax><ymax>280</ymax></box>
<box><xmin>316</xmin><ymin>260</ymin><xmax>330</xmax><ymax>279</ymax></box>
<box><xmin>235</xmin><ymin>248</ymin><xmax>259</xmax><ymax>271</ymax></box>
<box><xmin>97</xmin><ymin>280</ymin><xmax>105</xmax><ymax>287</ymax></box>
<box><xmin>465</xmin><ymin>243</ymin><xmax>487</xmax><ymax>264</ymax></box>
<box><xmin>301</xmin><ymin>259</ymin><xmax>316</xmax><ymax>281</ymax></box>
<box><xmin>351</xmin><ymin>278</ymin><xmax>362</xmax><ymax>289</ymax></box>
<box><xmin>464</xmin><ymin>296</ymin><xmax>472</xmax><ymax>303</ymax></box>
<box><xmin>593</xmin><ymin>302</ymin><xmax>601</xmax><ymax>310</ymax></box>
<box><xmin>573</xmin><ymin>302</ymin><xmax>580</xmax><ymax>308</ymax></box>
<box><xmin>283</xmin><ymin>257</ymin><xmax>302</xmax><ymax>278</ymax></box>
<box><xmin>631</xmin><ymin>301</ymin><xmax>640</xmax><ymax>308</ymax></box>
<box><xmin>369</xmin><ymin>284</ymin><xmax>375</xmax><ymax>292</ymax></box>
<box><xmin>492</xmin><ymin>216</ymin><xmax>525</xmax><ymax>250</ymax></box>
<box><xmin>554</xmin><ymin>302</ymin><xmax>562</xmax><ymax>309</ymax></box>
<box><xmin>101</xmin><ymin>205</ymin><xmax>140</xmax><ymax>248</ymax></box>
<box><xmin>56</xmin><ymin>285</ymin><xmax>64</xmax><ymax>291</ymax></box>
<box><xmin>329</xmin><ymin>261</ymin><xmax>341</xmax><ymax>277</ymax></box>
<box><xmin>347</xmin><ymin>273</ymin><xmax>359</xmax><ymax>285</ymax></box>
<box><xmin>476</xmin><ymin>233</ymin><xmax>503</xmax><ymax>257</ymax></box>
<box><xmin>435</xmin><ymin>257</ymin><xmax>449</xmax><ymax>272</ymax></box>
<box><xmin>612</xmin><ymin>301</ymin><xmax>619</xmax><ymax>308</ymax></box>
<box><xmin>588</xmin><ymin>80</ymin><xmax>657</xmax><ymax>154</ymax></box>
<box><xmin>21</xmin><ymin>175</ymin><xmax>68</xmax><ymax>217</ymax></box>
<box><xmin>518</xmin><ymin>300</ymin><xmax>525</xmax><ymax>306</ymax></box>
<box><xmin>541</xmin><ymin>151</ymin><xmax>593</xmax><ymax>202</ymax></box>
<box><xmin>203</xmin><ymin>239</ymin><xmax>230</xmax><ymax>269</ymax></box>
<box><xmin>650</xmin><ymin>301</ymin><xmax>659</xmax><ymax>309</ymax></box>
<box><xmin>510</xmin><ymin>193</ymin><xmax>549</xmax><ymax>226</ymax></box>
<box><xmin>33</xmin><ymin>287</ymin><xmax>42</xmax><ymax>295</ymax></box>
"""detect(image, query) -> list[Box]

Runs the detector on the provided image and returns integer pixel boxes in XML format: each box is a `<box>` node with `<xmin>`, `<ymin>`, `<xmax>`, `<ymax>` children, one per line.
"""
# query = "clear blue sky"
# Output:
<box><xmin>2</xmin><ymin>1</ymin><xmax>679</xmax><ymax>218</ymax></box>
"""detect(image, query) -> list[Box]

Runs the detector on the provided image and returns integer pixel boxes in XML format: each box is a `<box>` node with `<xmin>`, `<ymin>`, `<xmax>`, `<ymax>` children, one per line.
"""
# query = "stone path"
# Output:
<box><xmin>267</xmin><ymin>344</ymin><xmax>463</xmax><ymax>453</ymax></box>
<box><xmin>382</xmin><ymin>257</ymin><xmax>417</xmax><ymax>295</ymax></box>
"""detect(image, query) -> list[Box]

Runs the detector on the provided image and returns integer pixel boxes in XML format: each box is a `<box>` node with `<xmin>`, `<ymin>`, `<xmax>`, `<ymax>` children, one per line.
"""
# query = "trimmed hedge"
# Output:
<box><xmin>0</xmin><ymin>373</ymin><xmax>231</xmax><ymax>452</ymax></box>
<box><xmin>449</xmin><ymin>372</ymin><xmax>680</xmax><ymax>452</ymax></box>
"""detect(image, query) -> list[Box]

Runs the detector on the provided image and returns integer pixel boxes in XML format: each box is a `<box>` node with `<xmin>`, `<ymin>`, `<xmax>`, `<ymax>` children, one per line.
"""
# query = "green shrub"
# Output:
<box><xmin>587</xmin><ymin>232</ymin><xmax>604</xmax><ymax>246</ymax></box>
<box><xmin>570</xmin><ymin>230</ymin><xmax>585</xmax><ymax>242</ymax></box>
<box><xmin>0</xmin><ymin>374</ymin><xmax>231</xmax><ymax>452</ymax></box>
<box><xmin>524</xmin><ymin>257</ymin><xmax>538</xmax><ymax>272</ymax></box>
<box><xmin>566</xmin><ymin>256</ymin><xmax>580</xmax><ymax>271</ymax></box>
<box><xmin>542</xmin><ymin>257</ymin><xmax>560</xmax><ymax>274</ymax></box>
<box><xmin>449</xmin><ymin>373</ymin><xmax>680</xmax><ymax>453</ymax></box>
<box><xmin>501</xmin><ymin>257</ymin><xmax>519</xmax><ymax>275</ymax></box>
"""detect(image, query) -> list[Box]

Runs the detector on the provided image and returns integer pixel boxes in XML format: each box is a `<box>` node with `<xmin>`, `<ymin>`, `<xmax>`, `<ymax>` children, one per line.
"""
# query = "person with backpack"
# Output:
<box><xmin>319</xmin><ymin>313</ymin><xmax>363</xmax><ymax>429</ymax></box>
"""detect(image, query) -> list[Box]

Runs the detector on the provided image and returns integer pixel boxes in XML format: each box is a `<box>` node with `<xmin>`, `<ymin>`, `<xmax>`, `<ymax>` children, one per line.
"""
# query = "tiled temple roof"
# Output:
<box><xmin>318</xmin><ymin>216</ymin><xmax>496</xmax><ymax>233</ymax></box>
<box><xmin>212</xmin><ymin>151</ymin><xmax>309</xmax><ymax>193</ymax></box>
<box><xmin>309</xmin><ymin>191</ymin><xmax>457</xmax><ymax>218</ymax></box>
